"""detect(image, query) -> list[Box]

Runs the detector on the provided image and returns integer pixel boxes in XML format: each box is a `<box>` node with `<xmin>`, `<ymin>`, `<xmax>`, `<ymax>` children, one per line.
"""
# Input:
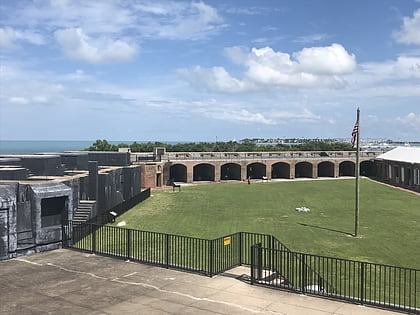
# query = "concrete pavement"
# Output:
<box><xmin>0</xmin><ymin>249</ymin><xmax>399</xmax><ymax>315</ymax></box>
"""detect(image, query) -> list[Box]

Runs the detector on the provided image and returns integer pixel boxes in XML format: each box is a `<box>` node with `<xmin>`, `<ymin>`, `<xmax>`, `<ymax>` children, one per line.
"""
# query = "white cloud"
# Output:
<box><xmin>294</xmin><ymin>44</ymin><xmax>357</xmax><ymax>74</ymax></box>
<box><xmin>0</xmin><ymin>27</ymin><xmax>16</xmax><ymax>48</ymax></box>
<box><xmin>393</xmin><ymin>9</ymin><xmax>420</xmax><ymax>45</ymax></box>
<box><xmin>180</xmin><ymin>44</ymin><xmax>357</xmax><ymax>93</ymax></box>
<box><xmin>270</xmin><ymin>109</ymin><xmax>321</xmax><ymax>122</ymax></box>
<box><xmin>292</xmin><ymin>33</ymin><xmax>329</xmax><ymax>44</ymax></box>
<box><xmin>356</xmin><ymin>56</ymin><xmax>420</xmax><ymax>89</ymax></box>
<box><xmin>5</xmin><ymin>1</ymin><xmax>224</xmax><ymax>41</ymax></box>
<box><xmin>205</xmin><ymin>109</ymin><xmax>275</xmax><ymax>125</ymax></box>
<box><xmin>0</xmin><ymin>27</ymin><xmax>45</xmax><ymax>48</ymax></box>
<box><xmin>140</xmin><ymin>1</ymin><xmax>225</xmax><ymax>40</ymax></box>
<box><xmin>9</xmin><ymin>97</ymin><xmax>29</xmax><ymax>104</ymax></box>
<box><xmin>396</xmin><ymin>112</ymin><xmax>420</xmax><ymax>129</ymax></box>
<box><xmin>54</xmin><ymin>28</ymin><xmax>138</xmax><ymax>63</ymax></box>
<box><xmin>177</xmin><ymin>66</ymin><xmax>254</xmax><ymax>93</ymax></box>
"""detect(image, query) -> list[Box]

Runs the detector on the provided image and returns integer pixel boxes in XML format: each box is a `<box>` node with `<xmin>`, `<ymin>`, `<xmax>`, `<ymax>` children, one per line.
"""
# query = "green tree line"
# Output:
<box><xmin>85</xmin><ymin>139</ymin><xmax>353</xmax><ymax>152</ymax></box>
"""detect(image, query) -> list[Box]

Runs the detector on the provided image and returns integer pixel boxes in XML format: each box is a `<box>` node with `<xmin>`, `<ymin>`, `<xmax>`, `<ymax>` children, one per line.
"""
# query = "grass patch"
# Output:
<box><xmin>112</xmin><ymin>179</ymin><xmax>420</xmax><ymax>269</ymax></box>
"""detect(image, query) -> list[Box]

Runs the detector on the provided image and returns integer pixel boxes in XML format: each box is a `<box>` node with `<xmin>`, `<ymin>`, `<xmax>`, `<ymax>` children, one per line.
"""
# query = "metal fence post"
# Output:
<box><xmin>360</xmin><ymin>261</ymin><xmax>365</xmax><ymax>304</ymax></box>
<box><xmin>271</xmin><ymin>235</ymin><xmax>275</xmax><ymax>272</ymax></box>
<box><xmin>251</xmin><ymin>244</ymin><xmax>255</xmax><ymax>285</ymax></box>
<box><xmin>301</xmin><ymin>253</ymin><xmax>306</xmax><ymax>294</ymax></box>
<box><xmin>126</xmin><ymin>228</ymin><xmax>131</xmax><ymax>260</ymax></box>
<box><xmin>165</xmin><ymin>234</ymin><xmax>170</xmax><ymax>268</ymax></box>
<box><xmin>91</xmin><ymin>223</ymin><xmax>96</xmax><ymax>254</ymax></box>
<box><xmin>209</xmin><ymin>239</ymin><xmax>214</xmax><ymax>277</ymax></box>
<box><xmin>239</xmin><ymin>232</ymin><xmax>243</xmax><ymax>266</ymax></box>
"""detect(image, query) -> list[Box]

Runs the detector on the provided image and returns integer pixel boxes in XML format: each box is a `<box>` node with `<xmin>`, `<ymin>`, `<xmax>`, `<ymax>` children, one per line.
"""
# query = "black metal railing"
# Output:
<box><xmin>250</xmin><ymin>245</ymin><xmax>419</xmax><ymax>313</ymax></box>
<box><xmin>61</xmin><ymin>221</ymin><xmax>419</xmax><ymax>313</ymax></box>
<box><xmin>62</xmin><ymin>222</ymin><xmax>293</xmax><ymax>276</ymax></box>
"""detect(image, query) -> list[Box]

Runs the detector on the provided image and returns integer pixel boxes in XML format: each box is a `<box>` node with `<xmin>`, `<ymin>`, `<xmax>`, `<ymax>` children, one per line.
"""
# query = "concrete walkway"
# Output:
<box><xmin>0</xmin><ymin>249</ymin><xmax>399</xmax><ymax>315</ymax></box>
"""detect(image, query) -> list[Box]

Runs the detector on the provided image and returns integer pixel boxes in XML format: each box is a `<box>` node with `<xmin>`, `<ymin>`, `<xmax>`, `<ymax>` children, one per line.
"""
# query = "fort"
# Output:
<box><xmin>1</xmin><ymin>147</ymin><xmax>419</xmax><ymax>262</ymax></box>
<box><xmin>138</xmin><ymin>149</ymin><xmax>379</xmax><ymax>187</ymax></box>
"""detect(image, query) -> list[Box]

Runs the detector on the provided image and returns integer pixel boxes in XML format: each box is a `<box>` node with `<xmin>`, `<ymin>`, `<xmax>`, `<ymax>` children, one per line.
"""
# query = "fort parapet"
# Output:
<box><xmin>133</xmin><ymin>150</ymin><xmax>383</xmax><ymax>187</ymax></box>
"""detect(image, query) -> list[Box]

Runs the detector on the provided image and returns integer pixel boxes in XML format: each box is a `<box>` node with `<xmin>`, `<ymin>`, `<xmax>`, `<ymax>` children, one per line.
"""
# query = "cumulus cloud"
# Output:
<box><xmin>180</xmin><ymin>44</ymin><xmax>357</xmax><ymax>93</ymax></box>
<box><xmin>177</xmin><ymin>66</ymin><xmax>254</xmax><ymax>93</ymax></box>
<box><xmin>294</xmin><ymin>44</ymin><xmax>357</xmax><ymax>74</ymax></box>
<box><xmin>54</xmin><ymin>28</ymin><xmax>138</xmax><ymax>63</ymax></box>
<box><xmin>393</xmin><ymin>9</ymin><xmax>420</xmax><ymax>45</ymax></box>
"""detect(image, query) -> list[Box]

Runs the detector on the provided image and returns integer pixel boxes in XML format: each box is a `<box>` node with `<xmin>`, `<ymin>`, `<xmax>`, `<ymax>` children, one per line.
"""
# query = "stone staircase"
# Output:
<box><xmin>73</xmin><ymin>200</ymin><xmax>96</xmax><ymax>223</ymax></box>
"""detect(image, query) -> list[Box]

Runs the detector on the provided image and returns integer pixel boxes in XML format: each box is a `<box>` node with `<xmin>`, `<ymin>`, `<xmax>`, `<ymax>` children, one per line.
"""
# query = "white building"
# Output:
<box><xmin>375</xmin><ymin>147</ymin><xmax>420</xmax><ymax>192</ymax></box>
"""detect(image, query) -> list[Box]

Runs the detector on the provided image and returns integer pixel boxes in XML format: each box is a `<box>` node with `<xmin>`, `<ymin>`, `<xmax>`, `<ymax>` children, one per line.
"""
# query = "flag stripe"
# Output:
<box><xmin>351</xmin><ymin>122</ymin><xmax>359</xmax><ymax>147</ymax></box>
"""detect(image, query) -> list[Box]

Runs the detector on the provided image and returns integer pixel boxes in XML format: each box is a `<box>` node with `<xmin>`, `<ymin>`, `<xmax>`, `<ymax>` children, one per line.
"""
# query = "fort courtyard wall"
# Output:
<box><xmin>0</xmin><ymin>152</ymin><xmax>141</xmax><ymax>260</ymax></box>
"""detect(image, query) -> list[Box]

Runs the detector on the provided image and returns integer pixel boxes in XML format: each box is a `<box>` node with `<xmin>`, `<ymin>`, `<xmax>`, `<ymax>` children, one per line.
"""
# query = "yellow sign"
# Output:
<box><xmin>223</xmin><ymin>236</ymin><xmax>231</xmax><ymax>246</ymax></box>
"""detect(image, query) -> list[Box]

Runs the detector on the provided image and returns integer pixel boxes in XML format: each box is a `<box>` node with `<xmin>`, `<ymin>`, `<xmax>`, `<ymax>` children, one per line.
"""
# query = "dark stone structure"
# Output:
<box><xmin>0</xmin><ymin>151</ymin><xmax>142</xmax><ymax>260</ymax></box>
<box><xmin>88</xmin><ymin>152</ymin><xmax>130</xmax><ymax>166</ymax></box>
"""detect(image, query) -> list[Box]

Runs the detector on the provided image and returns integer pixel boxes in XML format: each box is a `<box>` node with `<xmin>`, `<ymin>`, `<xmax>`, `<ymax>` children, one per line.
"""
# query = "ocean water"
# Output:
<box><xmin>0</xmin><ymin>140</ymin><xmax>95</xmax><ymax>154</ymax></box>
<box><xmin>0</xmin><ymin>140</ymin><xmax>180</xmax><ymax>154</ymax></box>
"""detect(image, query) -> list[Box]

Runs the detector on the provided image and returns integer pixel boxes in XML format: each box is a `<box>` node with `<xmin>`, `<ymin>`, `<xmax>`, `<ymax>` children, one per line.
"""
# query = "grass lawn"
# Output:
<box><xmin>112</xmin><ymin>178</ymin><xmax>420</xmax><ymax>269</ymax></box>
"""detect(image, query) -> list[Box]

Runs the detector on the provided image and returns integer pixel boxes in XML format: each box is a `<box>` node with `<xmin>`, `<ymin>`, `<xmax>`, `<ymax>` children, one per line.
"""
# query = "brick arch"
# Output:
<box><xmin>318</xmin><ymin>161</ymin><xmax>335</xmax><ymax>177</ymax></box>
<box><xmin>271</xmin><ymin>162</ymin><xmax>290</xmax><ymax>179</ymax></box>
<box><xmin>247</xmin><ymin>162</ymin><xmax>266</xmax><ymax>179</ymax></box>
<box><xmin>220</xmin><ymin>163</ymin><xmax>241</xmax><ymax>180</ymax></box>
<box><xmin>193</xmin><ymin>163</ymin><xmax>215</xmax><ymax>181</ymax></box>
<box><xmin>339</xmin><ymin>161</ymin><xmax>355</xmax><ymax>176</ymax></box>
<box><xmin>295</xmin><ymin>162</ymin><xmax>313</xmax><ymax>178</ymax></box>
<box><xmin>169</xmin><ymin>164</ymin><xmax>187</xmax><ymax>182</ymax></box>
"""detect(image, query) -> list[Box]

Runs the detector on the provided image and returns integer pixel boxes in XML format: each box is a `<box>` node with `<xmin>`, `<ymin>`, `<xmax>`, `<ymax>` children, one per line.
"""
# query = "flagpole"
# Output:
<box><xmin>354</xmin><ymin>108</ymin><xmax>360</xmax><ymax>237</ymax></box>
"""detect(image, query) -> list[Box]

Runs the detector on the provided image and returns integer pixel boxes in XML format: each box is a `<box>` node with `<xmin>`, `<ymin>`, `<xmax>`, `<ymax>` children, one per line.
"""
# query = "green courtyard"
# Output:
<box><xmin>112</xmin><ymin>178</ymin><xmax>420</xmax><ymax>269</ymax></box>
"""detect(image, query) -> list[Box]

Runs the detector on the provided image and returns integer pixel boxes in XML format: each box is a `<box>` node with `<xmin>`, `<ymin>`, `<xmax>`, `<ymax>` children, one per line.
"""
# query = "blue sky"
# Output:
<box><xmin>1</xmin><ymin>0</ymin><xmax>419</xmax><ymax>142</ymax></box>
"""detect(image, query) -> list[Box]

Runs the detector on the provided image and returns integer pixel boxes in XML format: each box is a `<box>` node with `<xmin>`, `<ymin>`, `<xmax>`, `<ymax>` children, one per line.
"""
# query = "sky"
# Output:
<box><xmin>0</xmin><ymin>0</ymin><xmax>419</xmax><ymax>142</ymax></box>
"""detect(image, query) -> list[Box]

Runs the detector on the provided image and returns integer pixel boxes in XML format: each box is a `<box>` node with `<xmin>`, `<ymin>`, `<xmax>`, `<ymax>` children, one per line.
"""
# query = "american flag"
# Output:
<box><xmin>351</xmin><ymin>121</ymin><xmax>359</xmax><ymax>147</ymax></box>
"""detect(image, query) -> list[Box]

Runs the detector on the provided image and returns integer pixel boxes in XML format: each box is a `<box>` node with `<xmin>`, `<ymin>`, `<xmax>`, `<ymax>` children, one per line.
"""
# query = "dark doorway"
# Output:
<box><xmin>41</xmin><ymin>196</ymin><xmax>67</xmax><ymax>227</ymax></box>
<box><xmin>318</xmin><ymin>161</ymin><xmax>334</xmax><ymax>177</ymax></box>
<box><xmin>193</xmin><ymin>164</ymin><xmax>215</xmax><ymax>181</ymax></box>
<box><xmin>271</xmin><ymin>162</ymin><xmax>290</xmax><ymax>179</ymax></box>
<box><xmin>295</xmin><ymin>162</ymin><xmax>313</xmax><ymax>178</ymax></box>
<box><xmin>247</xmin><ymin>163</ymin><xmax>266</xmax><ymax>179</ymax></box>
<box><xmin>361</xmin><ymin>161</ymin><xmax>377</xmax><ymax>177</ymax></box>
<box><xmin>221</xmin><ymin>163</ymin><xmax>241</xmax><ymax>180</ymax></box>
<box><xmin>170</xmin><ymin>164</ymin><xmax>187</xmax><ymax>182</ymax></box>
<box><xmin>339</xmin><ymin>161</ymin><xmax>355</xmax><ymax>176</ymax></box>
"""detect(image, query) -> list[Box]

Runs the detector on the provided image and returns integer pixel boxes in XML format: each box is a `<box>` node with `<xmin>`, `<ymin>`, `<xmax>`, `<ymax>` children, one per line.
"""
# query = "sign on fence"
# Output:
<box><xmin>223</xmin><ymin>236</ymin><xmax>231</xmax><ymax>246</ymax></box>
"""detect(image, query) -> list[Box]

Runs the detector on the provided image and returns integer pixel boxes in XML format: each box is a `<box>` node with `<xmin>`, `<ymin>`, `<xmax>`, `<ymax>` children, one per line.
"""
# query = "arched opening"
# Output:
<box><xmin>339</xmin><ymin>161</ymin><xmax>355</xmax><ymax>176</ymax></box>
<box><xmin>272</xmin><ymin>162</ymin><xmax>290</xmax><ymax>179</ymax></box>
<box><xmin>295</xmin><ymin>162</ymin><xmax>313</xmax><ymax>178</ymax></box>
<box><xmin>361</xmin><ymin>160</ymin><xmax>377</xmax><ymax>177</ymax></box>
<box><xmin>169</xmin><ymin>164</ymin><xmax>187</xmax><ymax>182</ymax></box>
<box><xmin>221</xmin><ymin>163</ymin><xmax>241</xmax><ymax>180</ymax></box>
<box><xmin>318</xmin><ymin>161</ymin><xmax>335</xmax><ymax>177</ymax></box>
<box><xmin>193</xmin><ymin>163</ymin><xmax>215</xmax><ymax>181</ymax></box>
<box><xmin>247</xmin><ymin>163</ymin><xmax>266</xmax><ymax>179</ymax></box>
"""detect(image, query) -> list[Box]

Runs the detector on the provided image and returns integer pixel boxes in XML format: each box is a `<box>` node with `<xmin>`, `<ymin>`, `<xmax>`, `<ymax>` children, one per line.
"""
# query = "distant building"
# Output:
<box><xmin>375</xmin><ymin>147</ymin><xmax>420</xmax><ymax>193</ymax></box>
